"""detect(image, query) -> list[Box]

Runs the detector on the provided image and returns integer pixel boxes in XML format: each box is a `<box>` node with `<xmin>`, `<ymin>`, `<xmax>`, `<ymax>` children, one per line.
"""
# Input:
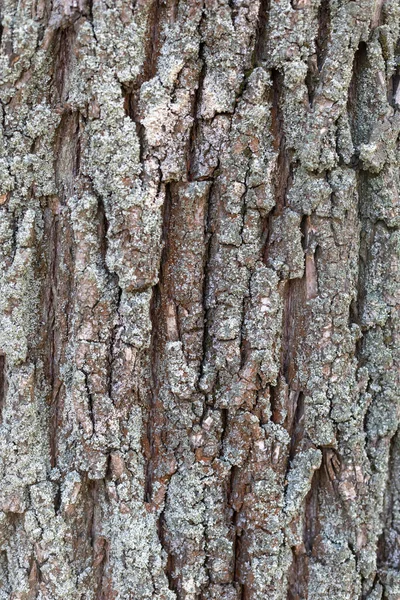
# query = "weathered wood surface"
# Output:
<box><xmin>0</xmin><ymin>0</ymin><xmax>399</xmax><ymax>598</ymax></box>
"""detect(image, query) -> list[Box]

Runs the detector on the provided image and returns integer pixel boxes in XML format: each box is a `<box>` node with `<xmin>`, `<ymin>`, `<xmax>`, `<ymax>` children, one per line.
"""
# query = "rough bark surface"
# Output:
<box><xmin>0</xmin><ymin>0</ymin><xmax>399</xmax><ymax>598</ymax></box>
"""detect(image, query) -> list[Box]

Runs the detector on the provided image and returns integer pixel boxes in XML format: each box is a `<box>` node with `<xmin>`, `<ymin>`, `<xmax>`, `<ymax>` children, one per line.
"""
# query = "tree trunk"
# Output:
<box><xmin>0</xmin><ymin>0</ymin><xmax>399</xmax><ymax>598</ymax></box>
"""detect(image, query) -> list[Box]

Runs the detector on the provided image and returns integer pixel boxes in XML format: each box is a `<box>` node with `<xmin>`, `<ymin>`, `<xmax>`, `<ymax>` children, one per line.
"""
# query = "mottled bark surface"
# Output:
<box><xmin>0</xmin><ymin>0</ymin><xmax>399</xmax><ymax>598</ymax></box>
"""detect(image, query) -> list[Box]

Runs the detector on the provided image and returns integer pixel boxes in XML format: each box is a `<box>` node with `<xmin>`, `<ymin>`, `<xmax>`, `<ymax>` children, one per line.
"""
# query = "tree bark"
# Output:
<box><xmin>0</xmin><ymin>0</ymin><xmax>399</xmax><ymax>598</ymax></box>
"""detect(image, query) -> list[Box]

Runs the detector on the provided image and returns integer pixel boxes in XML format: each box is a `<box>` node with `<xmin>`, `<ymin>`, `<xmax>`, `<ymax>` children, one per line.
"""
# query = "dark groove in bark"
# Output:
<box><xmin>87</xmin><ymin>480</ymin><xmax>109</xmax><ymax>600</ymax></box>
<box><xmin>282</xmin><ymin>275</ymin><xmax>306</xmax><ymax>388</ymax></box>
<box><xmin>377</xmin><ymin>429</ymin><xmax>400</xmax><ymax>572</ymax></box>
<box><xmin>86</xmin><ymin>0</ymin><xmax>98</xmax><ymax>44</ymax></box>
<box><xmin>316</xmin><ymin>0</ymin><xmax>331</xmax><ymax>72</ymax></box>
<box><xmin>147</xmin><ymin>182</ymin><xmax>175</xmax><ymax>581</ymax></box>
<box><xmin>121</xmin><ymin>0</ymin><xmax>170</xmax><ymax>171</ymax></box>
<box><xmin>54</xmin><ymin>110</ymin><xmax>80</xmax><ymax>200</ymax></box>
<box><xmin>253</xmin><ymin>0</ymin><xmax>270</xmax><ymax>65</ymax></box>
<box><xmin>271</xmin><ymin>68</ymin><xmax>291</xmax><ymax>214</ymax></box>
<box><xmin>305</xmin><ymin>0</ymin><xmax>331</xmax><ymax>106</ymax></box>
<box><xmin>199</xmin><ymin>176</ymin><xmax>216</xmax><ymax>384</ymax></box>
<box><xmin>353</xmin><ymin>172</ymin><xmax>369</xmax><ymax>343</ymax></box>
<box><xmin>122</xmin><ymin>85</ymin><xmax>146</xmax><ymax>169</ymax></box>
<box><xmin>51</xmin><ymin>26</ymin><xmax>76</xmax><ymax>105</ymax></box>
<box><xmin>158</xmin><ymin>502</ymin><xmax>177</xmax><ymax>593</ymax></box>
<box><xmin>347</xmin><ymin>41</ymin><xmax>370</xmax><ymax>150</ymax></box>
<box><xmin>388</xmin><ymin>61</ymin><xmax>400</xmax><ymax>107</ymax></box>
<box><xmin>287</xmin><ymin>464</ymin><xmax>321</xmax><ymax>599</ymax></box>
<box><xmin>46</xmin><ymin>212</ymin><xmax>60</xmax><ymax>468</ymax></box>
<box><xmin>287</xmin><ymin>547</ymin><xmax>309</xmax><ymax>600</ymax></box>
<box><xmin>349</xmin><ymin>35</ymin><xmax>374</xmax><ymax>446</ymax></box>
<box><xmin>305</xmin><ymin>59</ymin><xmax>317</xmax><ymax>108</ymax></box>
<box><xmin>227</xmin><ymin>463</ymin><xmax>245</xmax><ymax>598</ymax></box>
<box><xmin>0</xmin><ymin>354</ymin><xmax>6</xmax><ymax>424</ymax></box>
<box><xmin>96</xmin><ymin>194</ymin><xmax>119</xmax><ymax>404</ymax></box>
<box><xmin>96</xmin><ymin>196</ymin><xmax>108</xmax><ymax>268</ymax></box>
<box><xmin>269</xmin><ymin>382</ymin><xmax>281</xmax><ymax>425</ymax></box>
<box><xmin>146</xmin><ymin>285</ymin><xmax>162</xmax><ymax>505</ymax></box>
<box><xmin>187</xmin><ymin>42</ymin><xmax>206</xmax><ymax>181</ymax></box>
<box><xmin>83</xmin><ymin>368</ymin><xmax>95</xmax><ymax>429</ymax></box>
<box><xmin>263</xmin><ymin>69</ymin><xmax>292</xmax><ymax>265</ymax></box>
<box><xmin>288</xmin><ymin>391</ymin><xmax>305</xmax><ymax>462</ymax></box>
<box><xmin>146</xmin><ymin>0</ymin><xmax>165</xmax><ymax>83</ymax></box>
<box><xmin>53</xmin><ymin>484</ymin><xmax>61</xmax><ymax>514</ymax></box>
<box><xmin>75</xmin><ymin>115</ymin><xmax>81</xmax><ymax>176</ymax></box>
<box><xmin>48</xmin><ymin>99</ymin><xmax>81</xmax><ymax>468</ymax></box>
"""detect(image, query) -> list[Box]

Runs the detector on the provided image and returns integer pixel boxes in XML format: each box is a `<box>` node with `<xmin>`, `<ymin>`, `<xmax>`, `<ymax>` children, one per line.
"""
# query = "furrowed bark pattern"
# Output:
<box><xmin>0</xmin><ymin>1</ymin><xmax>399</xmax><ymax>599</ymax></box>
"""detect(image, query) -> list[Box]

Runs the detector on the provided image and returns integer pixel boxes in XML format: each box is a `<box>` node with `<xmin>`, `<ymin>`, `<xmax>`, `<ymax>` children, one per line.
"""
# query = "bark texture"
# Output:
<box><xmin>0</xmin><ymin>0</ymin><xmax>400</xmax><ymax>598</ymax></box>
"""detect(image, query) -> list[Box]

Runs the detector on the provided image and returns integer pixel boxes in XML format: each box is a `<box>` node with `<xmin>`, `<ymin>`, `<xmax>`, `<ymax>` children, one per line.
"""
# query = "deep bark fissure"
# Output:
<box><xmin>271</xmin><ymin>68</ymin><xmax>291</xmax><ymax>214</ymax></box>
<box><xmin>288</xmin><ymin>391</ymin><xmax>305</xmax><ymax>462</ymax></box>
<box><xmin>305</xmin><ymin>0</ymin><xmax>331</xmax><ymax>106</ymax></box>
<box><xmin>0</xmin><ymin>354</ymin><xmax>5</xmax><ymax>424</ymax></box>
<box><xmin>146</xmin><ymin>182</ymin><xmax>175</xmax><ymax>578</ymax></box>
<box><xmin>287</xmin><ymin>462</ymin><xmax>322</xmax><ymax>599</ymax></box>
<box><xmin>199</xmin><ymin>177</ymin><xmax>216</xmax><ymax>383</ymax></box>
<box><xmin>377</xmin><ymin>429</ymin><xmax>400</xmax><ymax>570</ymax></box>
<box><xmin>347</xmin><ymin>41</ymin><xmax>370</xmax><ymax>150</ymax></box>
<box><xmin>187</xmin><ymin>42</ymin><xmax>206</xmax><ymax>181</ymax></box>
<box><xmin>253</xmin><ymin>0</ymin><xmax>271</xmax><ymax>65</ymax></box>
<box><xmin>316</xmin><ymin>0</ymin><xmax>331</xmax><ymax>72</ymax></box>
